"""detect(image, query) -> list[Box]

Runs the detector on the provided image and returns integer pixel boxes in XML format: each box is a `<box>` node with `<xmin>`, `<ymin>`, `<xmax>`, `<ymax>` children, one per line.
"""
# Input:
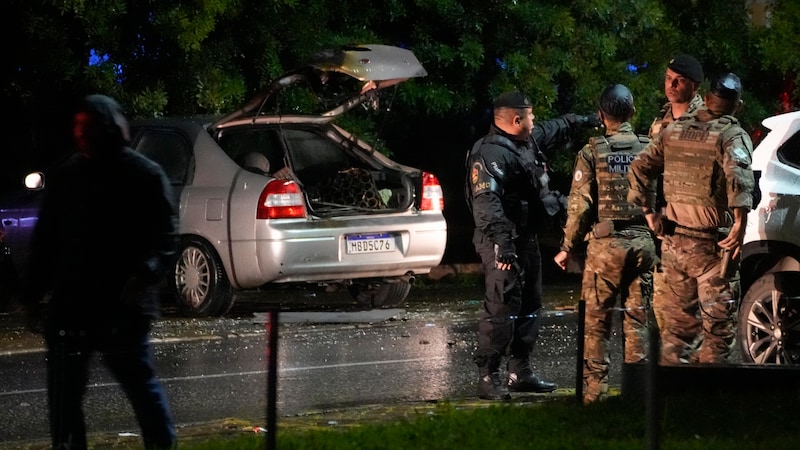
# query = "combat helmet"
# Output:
<box><xmin>598</xmin><ymin>84</ymin><xmax>634</xmax><ymax>121</ymax></box>
<box><xmin>709</xmin><ymin>72</ymin><xmax>743</xmax><ymax>103</ymax></box>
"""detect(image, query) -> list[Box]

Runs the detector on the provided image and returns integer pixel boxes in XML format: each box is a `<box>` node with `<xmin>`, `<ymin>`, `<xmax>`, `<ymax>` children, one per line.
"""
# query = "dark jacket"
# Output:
<box><xmin>24</xmin><ymin>98</ymin><xmax>178</xmax><ymax>323</ymax></box>
<box><xmin>466</xmin><ymin>115</ymin><xmax>584</xmax><ymax>246</ymax></box>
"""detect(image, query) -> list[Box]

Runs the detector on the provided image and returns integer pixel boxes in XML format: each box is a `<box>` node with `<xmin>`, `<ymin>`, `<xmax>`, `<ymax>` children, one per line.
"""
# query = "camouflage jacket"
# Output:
<box><xmin>627</xmin><ymin>107</ymin><xmax>755</xmax><ymax>230</ymax></box>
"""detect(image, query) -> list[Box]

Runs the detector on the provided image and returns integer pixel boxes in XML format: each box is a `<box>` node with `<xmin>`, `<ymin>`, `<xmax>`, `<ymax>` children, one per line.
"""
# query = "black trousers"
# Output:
<box><xmin>472</xmin><ymin>229</ymin><xmax>542</xmax><ymax>373</ymax></box>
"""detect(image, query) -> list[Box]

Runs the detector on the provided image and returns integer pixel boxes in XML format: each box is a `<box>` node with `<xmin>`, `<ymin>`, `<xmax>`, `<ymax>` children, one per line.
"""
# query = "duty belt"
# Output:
<box><xmin>612</xmin><ymin>217</ymin><xmax>647</xmax><ymax>230</ymax></box>
<box><xmin>674</xmin><ymin>224</ymin><xmax>718</xmax><ymax>240</ymax></box>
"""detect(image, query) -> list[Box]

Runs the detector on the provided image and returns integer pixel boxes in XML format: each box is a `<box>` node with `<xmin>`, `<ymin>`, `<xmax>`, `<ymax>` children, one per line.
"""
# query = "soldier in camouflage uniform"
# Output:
<box><xmin>649</xmin><ymin>54</ymin><xmax>706</xmax><ymax>140</ymax></box>
<box><xmin>628</xmin><ymin>73</ymin><xmax>754</xmax><ymax>364</ymax></box>
<box><xmin>554</xmin><ymin>85</ymin><xmax>656</xmax><ymax>404</ymax></box>
<box><xmin>649</xmin><ymin>55</ymin><xmax>706</xmax><ymax>334</ymax></box>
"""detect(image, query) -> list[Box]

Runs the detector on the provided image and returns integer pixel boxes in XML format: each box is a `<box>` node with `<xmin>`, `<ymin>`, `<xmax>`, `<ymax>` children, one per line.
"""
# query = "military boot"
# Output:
<box><xmin>477</xmin><ymin>372</ymin><xmax>511</xmax><ymax>400</ymax></box>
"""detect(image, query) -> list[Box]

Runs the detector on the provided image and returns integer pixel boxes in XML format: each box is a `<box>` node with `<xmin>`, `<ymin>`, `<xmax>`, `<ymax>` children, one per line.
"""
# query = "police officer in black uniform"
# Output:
<box><xmin>466</xmin><ymin>91</ymin><xmax>600</xmax><ymax>400</ymax></box>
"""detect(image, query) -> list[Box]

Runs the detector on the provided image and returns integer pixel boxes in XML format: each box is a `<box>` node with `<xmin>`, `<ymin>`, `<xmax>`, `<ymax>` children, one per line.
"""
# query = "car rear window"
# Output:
<box><xmin>282</xmin><ymin>129</ymin><xmax>351</xmax><ymax>179</ymax></box>
<box><xmin>217</xmin><ymin>129</ymin><xmax>286</xmax><ymax>174</ymax></box>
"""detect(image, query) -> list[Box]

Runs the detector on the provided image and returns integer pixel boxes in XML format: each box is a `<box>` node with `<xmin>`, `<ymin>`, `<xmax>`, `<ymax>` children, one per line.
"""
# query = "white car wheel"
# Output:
<box><xmin>738</xmin><ymin>272</ymin><xmax>800</xmax><ymax>364</ymax></box>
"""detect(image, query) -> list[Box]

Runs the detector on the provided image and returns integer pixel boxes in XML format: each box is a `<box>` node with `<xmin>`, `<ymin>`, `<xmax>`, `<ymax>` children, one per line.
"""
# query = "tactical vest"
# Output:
<box><xmin>463</xmin><ymin>135</ymin><xmax>520</xmax><ymax>211</ymax></box>
<box><xmin>483</xmin><ymin>135</ymin><xmax>543</xmax><ymax>184</ymax></box>
<box><xmin>591</xmin><ymin>133</ymin><xmax>649</xmax><ymax>221</ymax></box>
<box><xmin>463</xmin><ymin>135</ymin><xmax>528</xmax><ymax>214</ymax></box>
<box><xmin>464</xmin><ymin>134</ymin><xmax>554</xmax><ymax>230</ymax></box>
<box><xmin>648</xmin><ymin>102</ymin><xmax>671</xmax><ymax>139</ymax></box>
<box><xmin>662</xmin><ymin>114</ymin><xmax>735</xmax><ymax>207</ymax></box>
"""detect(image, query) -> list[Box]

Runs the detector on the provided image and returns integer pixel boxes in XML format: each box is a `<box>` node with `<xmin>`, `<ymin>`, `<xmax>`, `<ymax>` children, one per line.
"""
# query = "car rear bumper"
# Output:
<box><xmin>228</xmin><ymin>213</ymin><xmax>447</xmax><ymax>287</ymax></box>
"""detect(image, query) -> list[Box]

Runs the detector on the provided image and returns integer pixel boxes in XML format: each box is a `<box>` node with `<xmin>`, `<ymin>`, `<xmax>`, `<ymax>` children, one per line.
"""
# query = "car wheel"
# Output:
<box><xmin>348</xmin><ymin>279</ymin><xmax>412</xmax><ymax>308</ymax></box>
<box><xmin>173</xmin><ymin>238</ymin><xmax>236</xmax><ymax>317</ymax></box>
<box><xmin>738</xmin><ymin>272</ymin><xmax>800</xmax><ymax>364</ymax></box>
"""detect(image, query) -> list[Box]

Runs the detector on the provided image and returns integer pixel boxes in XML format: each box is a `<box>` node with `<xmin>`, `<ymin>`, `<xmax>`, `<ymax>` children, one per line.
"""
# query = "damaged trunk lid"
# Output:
<box><xmin>211</xmin><ymin>45</ymin><xmax>432</xmax><ymax>217</ymax></box>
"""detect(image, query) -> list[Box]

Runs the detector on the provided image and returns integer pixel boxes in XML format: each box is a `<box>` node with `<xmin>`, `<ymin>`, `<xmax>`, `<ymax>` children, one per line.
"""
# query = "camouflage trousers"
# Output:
<box><xmin>582</xmin><ymin>229</ymin><xmax>656</xmax><ymax>403</ymax></box>
<box><xmin>657</xmin><ymin>233</ymin><xmax>736</xmax><ymax>364</ymax></box>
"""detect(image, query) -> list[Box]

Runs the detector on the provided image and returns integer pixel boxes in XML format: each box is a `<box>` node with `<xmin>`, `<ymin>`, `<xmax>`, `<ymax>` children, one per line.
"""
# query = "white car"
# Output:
<box><xmin>739</xmin><ymin>110</ymin><xmax>800</xmax><ymax>364</ymax></box>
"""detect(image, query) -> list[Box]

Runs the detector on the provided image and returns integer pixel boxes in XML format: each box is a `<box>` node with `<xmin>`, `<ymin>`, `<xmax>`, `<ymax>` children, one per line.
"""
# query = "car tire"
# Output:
<box><xmin>348</xmin><ymin>279</ymin><xmax>412</xmax><ymax>308</ymax></box>
<box><xmin>738</xmin><ymin>272</ymin><xmax>800</xmax><ymax>364</ymax></box>
<box><xmin>173</xmin><ymin>238</ymin><xmax>236</xmax><ymax>317</ymax></box>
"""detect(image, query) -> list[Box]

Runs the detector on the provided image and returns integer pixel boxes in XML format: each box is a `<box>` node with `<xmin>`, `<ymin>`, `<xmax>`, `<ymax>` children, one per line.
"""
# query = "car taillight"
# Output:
<box><xmin>257</xmin><ymin>180</ymin><xmax>307</xmax><ymax>219</ymax></box>
<box><xmin>420</xmin><ymin>171</ymin><xmax>444</xmax><ymax>211</ymax></box>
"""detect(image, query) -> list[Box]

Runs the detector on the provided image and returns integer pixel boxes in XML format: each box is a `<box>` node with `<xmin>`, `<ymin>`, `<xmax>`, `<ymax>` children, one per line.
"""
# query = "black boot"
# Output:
<box><xmin>477</xmin><ymin>372</ymin><xmax>511</xmax><ymax>400</ymax></box>
<box><xmin>507</xmin><ymin>366</ymin><xmax>557</xmax><ymax>393</ymax></box>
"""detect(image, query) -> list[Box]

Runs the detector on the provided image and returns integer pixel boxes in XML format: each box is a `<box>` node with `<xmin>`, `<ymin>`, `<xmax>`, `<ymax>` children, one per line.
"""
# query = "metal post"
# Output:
<box><xmin>54</xmin><ymin>341</ymin><xmax>66</xmax><ymax>448</ymax></box>
<box><xmin>265</xmin><ymin>309</ymin><xmax>279</xmax><ymax>450</ymax></box>
<box><xmin>576</xmin><ymin>299</ymin><xmax>585</xmax><ymax>404</ymax></box>
<box><xmin>645</xmin><ymin>306</ymin><xmax>661</xmax><ymax>450</ymax></box>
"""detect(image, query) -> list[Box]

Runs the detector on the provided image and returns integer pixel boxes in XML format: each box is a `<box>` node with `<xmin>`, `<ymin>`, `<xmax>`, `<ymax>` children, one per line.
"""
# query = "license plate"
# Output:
<box><xmin>345</xmin><ymin>233</ymin><xmax>395</xmax><ymax>254</ymax></box>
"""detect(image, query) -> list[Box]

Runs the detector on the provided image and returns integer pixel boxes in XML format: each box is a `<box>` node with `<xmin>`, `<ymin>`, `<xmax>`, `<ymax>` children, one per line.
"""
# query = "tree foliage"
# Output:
<box><xmin>5</xmin><ymin>0</ymin><xmax>799</xmax><ymax>165</ymax></box>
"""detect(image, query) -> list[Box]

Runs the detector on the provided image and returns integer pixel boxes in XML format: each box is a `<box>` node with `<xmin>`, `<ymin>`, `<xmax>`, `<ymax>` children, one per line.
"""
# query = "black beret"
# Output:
<box><xmin>667</xmin><ymin>54</ymin><xmax>704</xmax><ymax>84</ymax></box>
<box><xmin>493</xmin><ymin>91</ymin><xmax>532</xmax><ymax>109</ymax></box>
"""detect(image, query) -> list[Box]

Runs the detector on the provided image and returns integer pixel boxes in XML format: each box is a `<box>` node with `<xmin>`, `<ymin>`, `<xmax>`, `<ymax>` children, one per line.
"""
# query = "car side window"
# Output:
<box><xmin>132</xmin><ymin>129</ymin><xmax>192</xmax><ymax>186</ymax></box>
<box><xmin>778</xmin><ymin>127</ymin><xmax>800</xmax><ymax>170</ymax></box>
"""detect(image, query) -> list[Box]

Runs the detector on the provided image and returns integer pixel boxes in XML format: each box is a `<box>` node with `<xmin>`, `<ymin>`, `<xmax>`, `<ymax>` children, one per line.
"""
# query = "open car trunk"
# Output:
<box><xmin>279</xmin><ymin>125</ymin><xmax>419</xmax><ymax>216</ymax></box>
<box><xmin>212</xmin><ymin>44</ymin><xmax>429</xmax><ymax>218</ymax></box>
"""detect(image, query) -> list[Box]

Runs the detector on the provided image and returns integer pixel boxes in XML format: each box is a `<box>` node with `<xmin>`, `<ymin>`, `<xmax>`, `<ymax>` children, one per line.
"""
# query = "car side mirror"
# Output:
<box><xmin>24</xmin><ymin>172</ymin><xmax>45</xmax><ymax>191</ymax></box>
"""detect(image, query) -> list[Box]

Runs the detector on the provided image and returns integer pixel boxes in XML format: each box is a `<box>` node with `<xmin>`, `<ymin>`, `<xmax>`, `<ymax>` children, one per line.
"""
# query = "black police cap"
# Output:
<box><xmin>667</xmin><ymin>54</ymin><xmax>704</xmax><ymax>84</ymax></box>
<box><xmin>599</xmin><ymin>84</ymin><xmax>634</xmax><ymax>119</ymax></box>
<box><xmin>493</xmin><ymin>91</ymin><xmax>532</xmax><ymax>109</ymax></box>
<box><xmin>710</xmin><ymin>73</ymin><xmax>743</xmax><ymax>102</ymax></box>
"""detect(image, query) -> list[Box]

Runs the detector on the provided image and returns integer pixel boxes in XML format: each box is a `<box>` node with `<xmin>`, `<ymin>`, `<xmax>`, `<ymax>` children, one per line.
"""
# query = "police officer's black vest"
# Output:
<box><xmin>464</xmin><ymin>134</ymin><xmax>552</xmax><ymax>231</ymax></box>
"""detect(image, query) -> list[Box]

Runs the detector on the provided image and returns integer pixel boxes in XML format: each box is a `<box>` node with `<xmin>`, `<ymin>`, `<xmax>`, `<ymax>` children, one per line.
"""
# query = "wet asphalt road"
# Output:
<box><xmin>1</xmin><ymin>280</ymin><xmax>620</xmax><ymax>447</ymax></box>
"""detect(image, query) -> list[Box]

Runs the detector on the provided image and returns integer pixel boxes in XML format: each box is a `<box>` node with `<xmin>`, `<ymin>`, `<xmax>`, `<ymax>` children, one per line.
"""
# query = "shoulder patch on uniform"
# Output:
<box><xmin>574</xmin><ymin>170</ymin><xmax>583</xmax><ymax>182</ymax></box>
<box><xmin>731</xmin><ymin>145</ymin><xmax>751</xmax><ymax>165</ymax></box>
<box><xmin>471</xmin><ymin>162</ymin><xmax>483</xmax><ymax>185</ymax></box>
<box><xmin>650</xmin><ymin>123</ymin><xmax>662</xmax><ymax>138</ymax></box>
